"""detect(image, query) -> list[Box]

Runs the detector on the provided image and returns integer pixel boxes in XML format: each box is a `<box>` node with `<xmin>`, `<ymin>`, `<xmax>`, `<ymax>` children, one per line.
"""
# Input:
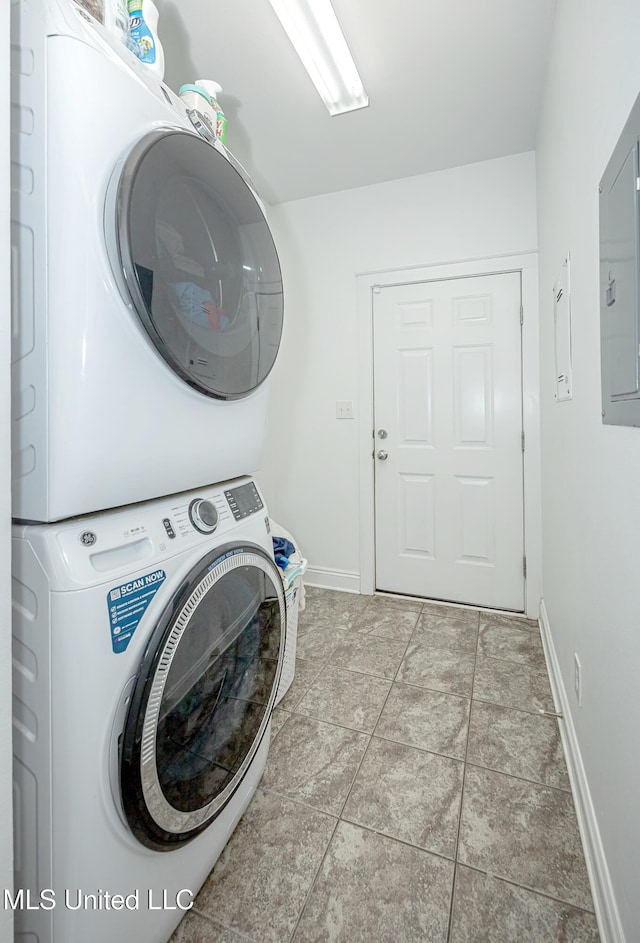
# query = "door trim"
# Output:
<box><xmin>357</xmin><ymin>253</ymin><xmax>541</xmax><ymax>619</ymax></box>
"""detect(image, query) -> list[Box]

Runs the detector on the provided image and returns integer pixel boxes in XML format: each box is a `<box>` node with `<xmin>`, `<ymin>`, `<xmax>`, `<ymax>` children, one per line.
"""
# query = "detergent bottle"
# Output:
<box><xmin>128</xmin><ymin>0</ymin><xmax>165</xmax><ymax>79</ymax></box>
<box><xmin>194</xmin><ymin>80</ymin><xmax>227</xmax><ymax>144</ymax></box>
<box><xmin>178</xmin><ymin>85</ymin><xmax>217</xmax><ymax>137</ymax></box>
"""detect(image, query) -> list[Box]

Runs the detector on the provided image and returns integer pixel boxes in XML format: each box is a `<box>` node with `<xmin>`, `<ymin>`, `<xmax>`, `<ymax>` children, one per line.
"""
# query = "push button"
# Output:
<box><xmin>162</xmin><ymin>518</ymin><xmax>176</xmax><ymax>539</ymax></box>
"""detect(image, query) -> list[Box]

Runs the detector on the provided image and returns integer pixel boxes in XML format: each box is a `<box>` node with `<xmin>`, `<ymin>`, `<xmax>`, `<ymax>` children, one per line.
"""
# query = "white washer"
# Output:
<box><xmin>12</xmin><ymin>477</ymin><xmax>289</xmax><ymax>943</ymax></box>
<box><xmin>11</xmin><ymin>0</ymin><xmax>284</xmax><ymax>523</ymax></box>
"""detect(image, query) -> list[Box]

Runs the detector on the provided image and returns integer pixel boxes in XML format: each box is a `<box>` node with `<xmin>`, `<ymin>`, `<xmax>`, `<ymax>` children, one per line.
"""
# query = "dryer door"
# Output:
<box><xmin>114</xmin><ymin>130</ymin><xmax>283</xmax><ymax>399</ymax></box>
<box><xmin>120</xmin><ymin>543</ymin><xmax>285</xmax><ymax>850</ymax></box>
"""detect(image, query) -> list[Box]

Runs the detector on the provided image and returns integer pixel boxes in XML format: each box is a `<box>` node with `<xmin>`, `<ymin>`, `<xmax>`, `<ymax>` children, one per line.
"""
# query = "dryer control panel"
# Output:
<box><xmin>224</xmin><ymin>481</ymin><xmax>264</xmax><ymax>521</ymax></box>
<box><xmin>166</xmin><ymin>492</ymin><xmax>230</xmax><ymax>540</ymax></box>
<box><xmin>26</xmin><ymin>477</ymin><xmax>266</xmax><ymax>587</ymax></box>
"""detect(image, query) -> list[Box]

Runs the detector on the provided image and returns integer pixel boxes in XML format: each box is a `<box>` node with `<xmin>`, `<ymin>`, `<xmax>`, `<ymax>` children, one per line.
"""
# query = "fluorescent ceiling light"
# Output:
<box><xmin>269</xmin><ymin>0</ymin><xmax>369</xmax><ymax>116</ymax></box>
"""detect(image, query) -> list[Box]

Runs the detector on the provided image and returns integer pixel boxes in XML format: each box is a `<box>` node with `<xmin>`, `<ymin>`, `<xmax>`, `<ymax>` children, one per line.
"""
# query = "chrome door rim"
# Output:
<box><xmin>138</xmin><ymin>549</ymin><xmax>284</xmax><ymax>835</ymax></box>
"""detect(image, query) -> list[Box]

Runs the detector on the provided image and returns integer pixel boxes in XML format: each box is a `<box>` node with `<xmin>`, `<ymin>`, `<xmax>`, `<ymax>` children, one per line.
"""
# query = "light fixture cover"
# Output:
<box><xmin>269</xmin><ymin>0</ymin><xmax>369</xmax><ymax>115</ymax></box>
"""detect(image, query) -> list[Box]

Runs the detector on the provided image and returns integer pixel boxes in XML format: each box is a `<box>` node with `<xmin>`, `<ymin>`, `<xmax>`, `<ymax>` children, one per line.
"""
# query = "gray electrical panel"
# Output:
<box><xmin>600</xmin><ymin>92</ymin><xmax>640</xmax><ymax>426</ymax></box>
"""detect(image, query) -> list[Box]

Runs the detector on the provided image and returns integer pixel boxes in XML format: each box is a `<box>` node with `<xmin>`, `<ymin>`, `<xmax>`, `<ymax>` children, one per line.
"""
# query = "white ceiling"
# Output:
<box><xmin>161</xmin><ymin>0</ymin><xmax>557</xmax><ymax>205</ymax></box>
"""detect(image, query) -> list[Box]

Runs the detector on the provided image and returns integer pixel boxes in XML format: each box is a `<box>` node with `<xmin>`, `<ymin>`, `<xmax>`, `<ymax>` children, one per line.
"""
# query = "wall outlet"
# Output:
<box><xmin>574</xmin><ymin>653</ymin><xmax>582</xmax><ymax>706</ymax></box>
<box><xmin>336</xmin><ymin>400</ymin><xmax>354</xmax><ymax>419</ymax></box>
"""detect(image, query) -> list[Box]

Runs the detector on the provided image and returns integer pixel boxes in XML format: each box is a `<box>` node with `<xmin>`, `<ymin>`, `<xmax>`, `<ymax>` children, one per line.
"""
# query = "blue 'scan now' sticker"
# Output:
<box><xmin>107</xmin><ymin>569</ymin><xmax>166</xmax><ymax>654</ymax></box>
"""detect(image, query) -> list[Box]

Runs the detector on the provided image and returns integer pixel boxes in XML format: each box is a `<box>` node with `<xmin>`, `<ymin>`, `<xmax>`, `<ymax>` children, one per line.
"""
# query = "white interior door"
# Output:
<box><xmin>373</xmin><ymin>272</ymin><xmax>524</xmax><ymax>611</ymax></box>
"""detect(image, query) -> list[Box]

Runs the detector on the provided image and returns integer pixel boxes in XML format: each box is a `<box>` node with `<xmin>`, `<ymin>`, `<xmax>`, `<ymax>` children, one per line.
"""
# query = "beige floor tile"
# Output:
<box><xmin>196</xmin><ymin>790</ymin><xmax>336</xmax><ymax>943</ymax></box>
<box><xmin>295</xmin><ymin>665</ymin><xmax>392</xmax><ymax>732</ymax></box>
<box><xmin>262</xmin><ymin>713</ymin><xmax>369</xmax><ymax>815</ymax></box>
<box><xmin>375</xmin><ymin>682</ymin><xmax>470</xmax><ymax>760</ymax></box>
<box><xmin>449</xmin><ymin>866</ymin><xmax>599</xmax><ymax>943</ymax></box>
<box><xmin>458</xmin><ymin>767</ymin><xmax>593</xmax><ymax>910</ymax></box>
<box><xmin>467</xmin><ymin>701</ymin><xmax>570</xmax><ymax>789</ymax></box>
<box><xmin>473</xmin><ymin>654</ymin><xmax>554</xmax><ymax>713</ymax></box>
<box><xmin>342</xmin><ymin>737</ymin><xmax>464</xmax><ymax>858</ymax></box>
<box><xmin>292</xmin><ymin>821</ymin><xmax>454</xmax><ymax>943</ymax></box>
<box><xmin>398</xmin><ymin>641</ymin><xmax>475</xmax><ymax>696</ymax></box>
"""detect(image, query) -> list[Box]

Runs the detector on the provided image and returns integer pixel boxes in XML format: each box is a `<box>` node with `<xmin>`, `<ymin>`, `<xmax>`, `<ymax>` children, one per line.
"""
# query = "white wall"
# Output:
<box><xmin>259</xmin><ymin>152</ymin><xmax>538</xmax><ymax>585</ymax></box>
<box><xmin>1</xmin><ymin>0</ymin><xmax>15</xmax><ymax>936</ymax></box>
<box><xmin>536</xmin><ymin>1</ymin><xmax>640</xmax><ymax>939</ymax></box>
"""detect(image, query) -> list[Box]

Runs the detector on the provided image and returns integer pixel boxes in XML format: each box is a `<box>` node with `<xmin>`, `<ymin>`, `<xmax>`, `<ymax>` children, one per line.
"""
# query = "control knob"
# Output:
<box><xmin>189</xmin><ymin>498</ymin><xmax>219</xmax><ymax>534</ymax></box>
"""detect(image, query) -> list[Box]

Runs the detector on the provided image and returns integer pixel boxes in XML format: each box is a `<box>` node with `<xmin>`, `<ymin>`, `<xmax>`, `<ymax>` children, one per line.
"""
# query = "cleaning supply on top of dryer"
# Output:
<box><xmin>104</xmin><ymin>0</ymin><xmax>131</xmax><ymax>47</ymax></box>
<box><xmin>128</xmin><ymin>0</ymin><xmax>164</xmax><ymax>78</ymax></box>
<box><xmin>194</xmin><ymin>79</ymin><xmax>227</xmax><ymax>144</ymax></box>
<box><xmin>178</xmin><ymin>84</ymin><xmax>216</xmax><ymax>137</ymax></box>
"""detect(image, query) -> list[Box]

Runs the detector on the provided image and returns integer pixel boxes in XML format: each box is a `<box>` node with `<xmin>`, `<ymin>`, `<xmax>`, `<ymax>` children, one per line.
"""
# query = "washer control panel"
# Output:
<box><xmin>225</xmin><ymin>482</ymin><xmax>264</xmax><ymax>521</ymax></box>
<box><xmin>188</xmin><ymin>498</ymin><xmax>219</xmax><ymax>534</ymax></box>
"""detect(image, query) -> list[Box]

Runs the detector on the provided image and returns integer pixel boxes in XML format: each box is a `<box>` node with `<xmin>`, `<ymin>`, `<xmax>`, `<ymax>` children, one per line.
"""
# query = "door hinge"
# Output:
<box><xmin>636</xmin><ymin>176</ymin><xmax>640</xmax><ymax>191</ymax></box>
<box><xmin>523</xmin><ymin>556</ymin><xmax>527</xmax><ymax>578</ymax></box>
<box><xmin>521</xmin><ymin>431</ymin><xmax>525</xmax><ymax>451</ymax></box>
<box><xmin>520</xmin><ymin>304</ymin><xmax>524</xmax><ymax>325</ymax></box>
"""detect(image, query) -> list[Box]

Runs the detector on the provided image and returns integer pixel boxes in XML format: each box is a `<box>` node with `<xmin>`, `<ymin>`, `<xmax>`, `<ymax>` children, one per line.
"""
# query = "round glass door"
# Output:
<box><xmin>115</xmin><ymin>130</ymin><xmax>284</xmax><ymax>399</ymax></box>
<box><xmin>120</xmin><ymin>544</ymin><xmax>285</xmax><ymax>850</ymax></box>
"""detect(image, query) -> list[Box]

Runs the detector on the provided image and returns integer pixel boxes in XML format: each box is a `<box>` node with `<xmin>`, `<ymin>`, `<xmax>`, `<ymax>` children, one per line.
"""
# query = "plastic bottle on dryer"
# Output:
<box><xmin>104</xmin><ymin>0</ymin><xmax>131</xmax><ymax>47</ymax></box>
<box><xmin>128</xmin><ymin>0</ymin><xmax>165</xmax><ymax>79</ymax></box>
<box><xmin>195</xmin><ymin>80</ymin><xmax>227</xmax><ymax>144</ymax></box>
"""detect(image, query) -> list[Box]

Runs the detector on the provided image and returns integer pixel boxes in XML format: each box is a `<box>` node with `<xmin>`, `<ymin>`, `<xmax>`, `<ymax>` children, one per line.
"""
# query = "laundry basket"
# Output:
<box><xmin>274</xmin><ymin>557</ymin><xmax>307</xmax><ymax>705</ymax></box>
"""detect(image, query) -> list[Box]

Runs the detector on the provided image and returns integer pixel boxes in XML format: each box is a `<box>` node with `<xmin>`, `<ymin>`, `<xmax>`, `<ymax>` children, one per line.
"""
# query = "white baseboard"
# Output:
<box><xmin>538</xmin><ymin>599</ymin><xmax>625</xmax><ymax>943</ymax></box>
<box><xmin>304</xmin><ymin>565</ymin><xmax>360</xmax><ymax>594</ymax></box>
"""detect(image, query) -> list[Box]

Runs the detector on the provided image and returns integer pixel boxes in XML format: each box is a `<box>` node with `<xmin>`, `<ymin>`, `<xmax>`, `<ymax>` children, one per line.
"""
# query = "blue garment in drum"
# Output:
<box><xmin>171</xmin><ymin>281</ymin><xmax>230</xmax><ymax>330</ymax></box>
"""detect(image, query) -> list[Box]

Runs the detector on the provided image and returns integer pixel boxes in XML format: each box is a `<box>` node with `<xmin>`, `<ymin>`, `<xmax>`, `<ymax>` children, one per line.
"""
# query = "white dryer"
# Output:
<box><xmin>11</xmin><ymin>0</ymin><xmax>284</xmax><ymax>522</ymax></box>
<box><xmin>12</xmin><ymin>476</ymin><xmax>289</xmax><ymax>943</ymax></box>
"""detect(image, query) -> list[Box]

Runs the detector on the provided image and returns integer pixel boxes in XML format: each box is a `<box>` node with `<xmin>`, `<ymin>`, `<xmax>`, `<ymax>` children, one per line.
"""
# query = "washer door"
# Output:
<box><xmin>115</xmin><ymin>130</ymin><xmax>283</xmax><ymax>399</ymax></box>
<box><xmin>120</xmin><ymin>544</ymin><xmax>285</xmax><ymax>850</ymax></box>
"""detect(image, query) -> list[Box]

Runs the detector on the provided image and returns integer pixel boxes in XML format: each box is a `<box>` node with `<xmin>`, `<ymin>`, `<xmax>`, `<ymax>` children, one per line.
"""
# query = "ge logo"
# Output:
<box><xmin>79</xmin><ymin>530</ymin><xmax>97</xmax><ymax>547</ymax></box>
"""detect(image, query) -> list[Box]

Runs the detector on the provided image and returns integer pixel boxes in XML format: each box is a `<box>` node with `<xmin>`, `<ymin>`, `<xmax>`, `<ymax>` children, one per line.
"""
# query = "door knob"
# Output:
<box><xmin>377</xmin><ymin>450</ymin><xmax>388</xmax><ymax>461</ymax></box>
<box><xmin>377</xmin><ymin>429</ymin><xmax>388</xmax><ymax>439</ymax></box>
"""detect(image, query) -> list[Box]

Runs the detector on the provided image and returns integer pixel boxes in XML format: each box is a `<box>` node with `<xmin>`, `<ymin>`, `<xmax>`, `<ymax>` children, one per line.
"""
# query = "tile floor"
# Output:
<box><xmin>171</xmin><ymin>588</ymin><xmax>600</xmax><ymax>943</ymax></box>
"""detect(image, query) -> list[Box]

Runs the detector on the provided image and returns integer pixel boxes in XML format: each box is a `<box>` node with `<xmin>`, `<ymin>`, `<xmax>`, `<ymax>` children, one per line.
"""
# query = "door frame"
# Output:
<box><xmin>356</xmin><ymin>252</ymin><xmax>541</xmax><ymax>619</ymax></box>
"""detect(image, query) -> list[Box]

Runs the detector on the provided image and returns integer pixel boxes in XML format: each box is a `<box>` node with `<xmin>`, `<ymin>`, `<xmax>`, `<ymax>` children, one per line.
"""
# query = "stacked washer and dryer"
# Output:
<box><xmin>11</xmin><ymin>1</ymin><xmax>290</xmax><ymax>941</ymax></box>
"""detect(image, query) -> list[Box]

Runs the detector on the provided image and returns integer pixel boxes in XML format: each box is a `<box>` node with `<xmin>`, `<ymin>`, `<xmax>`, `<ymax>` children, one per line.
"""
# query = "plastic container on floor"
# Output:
<box><xmin>274</xmin><ymin>557</ymin><xmax>307</xmax><ymax>705</ymax></box>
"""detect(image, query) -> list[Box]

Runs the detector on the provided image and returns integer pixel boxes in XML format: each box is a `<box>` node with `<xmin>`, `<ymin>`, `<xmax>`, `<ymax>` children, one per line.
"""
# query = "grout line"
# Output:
<box><xmin>447</xmin><ymin>864</ymin><xmax>461</xmax><ymax>943</ymax></box>
<box><xmin>331</xmin><ymin>614</ymin><xmax>414</xmax><ymax>819</ymax></box>
<box><xmin>446</xmin><ymin>608</ymin><xmax>479</xmax><ymax>942</ymax></box>
<box><xmin>370</xmin><ymin>731</ymin><xmax>467</xmax><ymax>764</ymax></box>
<box><xmin>257</xmin><ymin>784</ymin><xmax>341</xmax><ymax>820</ymax></box>
<box><xmin>335</xmin><ymin>731</ymin><xmax>373</xmax><ymax>820</ymax></box>
<box><xmin>462</xmin><ymin>760</ymin><xmax>573</xmax><ymax>795</ymax></box>
<box><xmin>285</xmin><ymin>815</ymin><xmax>341</xmax><ymax>943</ymax></box>
<box><xmin>328</xmin><ymin>816</ymin><xmax>458</xmax><ymax>866</ymax></box>
<box><xmin>452</xmin><ymin>862</ymin><xmax>598</xmax><ymax>916</ymax></box>
<box><xmin>470</xmin><ymin>693</ymin><xmax>555</xmax><ymax>718</ymax></box>
<box><xmin>388</xmin><ymin>677</ymin><xmax>472</xmax><ymax>702</ymax></box>
<box><xmin>477</xmin><ymin>650</ymin><xmax>548</xmax><ymax>671</ymax></box>
<box><xmin>188</xmin><ymin>908</ymin><xmax>258</xmax><ymax>942</ymax></box>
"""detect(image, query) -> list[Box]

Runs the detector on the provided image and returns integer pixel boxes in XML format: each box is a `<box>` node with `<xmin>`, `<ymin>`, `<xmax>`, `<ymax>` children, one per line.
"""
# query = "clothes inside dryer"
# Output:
<box><xmin>119</xmin><ymin>130</ymin><xmax>283</xmax><ymax>399</ymax></box>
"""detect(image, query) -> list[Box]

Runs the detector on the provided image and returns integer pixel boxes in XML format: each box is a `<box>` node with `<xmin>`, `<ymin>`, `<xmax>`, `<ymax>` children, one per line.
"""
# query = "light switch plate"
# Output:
<box><xmin>336</xmin><ymin>401</ymin><xmax>354</xmax><ymax>419</ymax></box>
